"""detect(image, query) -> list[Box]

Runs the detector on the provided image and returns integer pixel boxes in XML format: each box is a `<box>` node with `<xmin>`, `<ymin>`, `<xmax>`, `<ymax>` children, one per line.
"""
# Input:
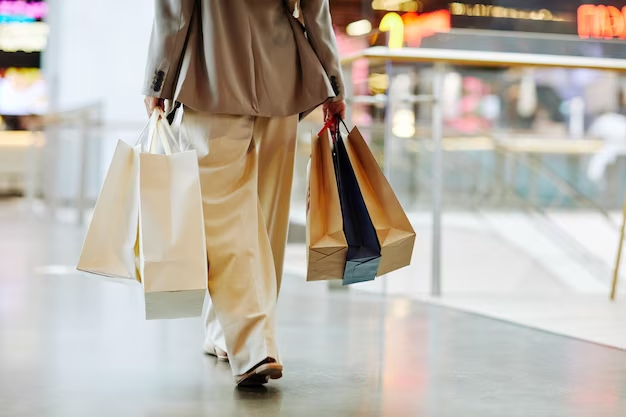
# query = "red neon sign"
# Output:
<box><xmin>578</xmin><ymin>4</ymin><xmax>626</xmax><ymax>39</ymax></box>
<box><xmin>403</xmin><ymin>10</ymin><xmax>451</xmax><ymax>47</ymax></box>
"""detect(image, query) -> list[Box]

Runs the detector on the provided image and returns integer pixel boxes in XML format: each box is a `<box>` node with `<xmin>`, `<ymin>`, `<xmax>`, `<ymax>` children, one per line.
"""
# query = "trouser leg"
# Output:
<box><xmin>256</xmin><ymin>116</ymin><xmax>299</xmax><ymax>294</ymax></box>
<box><xmin>184</xmin><ymin>110</ymin><xmax>280</xmax><ymax>375</ymax></box>
<box><xmin>203</xmin><ymin>297</ymin><xmax>226</xmax><ymax>354</ymax></box>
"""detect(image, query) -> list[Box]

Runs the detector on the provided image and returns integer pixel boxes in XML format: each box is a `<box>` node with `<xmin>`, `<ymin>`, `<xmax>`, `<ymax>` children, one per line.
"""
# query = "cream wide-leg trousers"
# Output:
<box><xmin>180</xmin><ymin>107</ymin><xmax>298</xmax><ymax>375</ymax></box>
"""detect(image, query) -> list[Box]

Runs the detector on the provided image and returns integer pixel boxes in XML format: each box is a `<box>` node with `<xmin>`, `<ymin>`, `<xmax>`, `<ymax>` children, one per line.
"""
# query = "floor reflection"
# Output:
<box><xmin>1</xmin><ymin>201</ymin><xmax>626</xmax><ymax>417</ymax></box>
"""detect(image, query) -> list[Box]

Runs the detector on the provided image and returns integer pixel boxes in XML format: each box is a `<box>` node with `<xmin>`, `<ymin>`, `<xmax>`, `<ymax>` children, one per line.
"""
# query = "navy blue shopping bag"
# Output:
<box><xmin>331</xmin><ymin>118</ymin><xmax>381</xmax><ymax>285</ymax></box>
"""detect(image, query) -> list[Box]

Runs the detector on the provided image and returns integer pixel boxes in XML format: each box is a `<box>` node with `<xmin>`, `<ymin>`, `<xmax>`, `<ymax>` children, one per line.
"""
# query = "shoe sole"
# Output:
<box><xmin>237</xmin><ymin>364</ymin><xmax>283</xmax><ymax>386</ymax></box>
<box><xmin>204</xmin><ymin>348</ymin><xmax>229</xmax><ymax>362</ymax></box>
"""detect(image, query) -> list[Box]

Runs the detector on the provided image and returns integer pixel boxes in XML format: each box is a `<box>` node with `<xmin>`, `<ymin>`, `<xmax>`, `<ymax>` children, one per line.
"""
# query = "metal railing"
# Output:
<box><xmin>24</xmin><ymin>103</ymin><xmax>104</xmax><ymax>224</ymax></box>
<box><xmin>21</xmin><ymin>103</ymin><xmax>145</xmax><ymax>224</ymax></box>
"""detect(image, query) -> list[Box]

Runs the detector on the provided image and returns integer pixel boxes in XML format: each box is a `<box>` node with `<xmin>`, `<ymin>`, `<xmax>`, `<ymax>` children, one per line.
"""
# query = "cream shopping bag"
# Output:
<box><xmin>343</xmin><ymin>126</ymin><xmax>416</xmax><ymax>276</ymax></box>
<box><xmin>76</xmin><ymin>129</ymin><xmax>140</xmax><ymax>280</ymax></box>
<box><xmin>78</xmin><ymin>110</ymin><xmax>207</xmax><ymax>319</ymax></box>
<box><xmin>306</xmin><ymin>129</ymin><xmax>348</xmax><ymax>281</ymax></box>
<box><xmin>138</xmin><ymin>114</ymin><xmax>207</xmax><ymax>319</ymax></box>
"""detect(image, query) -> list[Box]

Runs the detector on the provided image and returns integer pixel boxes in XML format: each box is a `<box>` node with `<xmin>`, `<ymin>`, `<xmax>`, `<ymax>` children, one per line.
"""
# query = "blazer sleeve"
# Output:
<box><xmin>300</xmin><ymin>0</ymin><xmax>345</xmax><ymax>101</ymax></box>
<box><xmin>142</xmin><ymin>0</ymin><xmax>195</xmax><ymax>99</ymax></box>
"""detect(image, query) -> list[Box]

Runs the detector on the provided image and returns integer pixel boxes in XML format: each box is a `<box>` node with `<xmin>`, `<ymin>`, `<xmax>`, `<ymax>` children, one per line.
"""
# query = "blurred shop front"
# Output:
<box><xmin>0</xmin><ymin>0</ymin><xmax>47</xmax><ymax>197</ymax></box>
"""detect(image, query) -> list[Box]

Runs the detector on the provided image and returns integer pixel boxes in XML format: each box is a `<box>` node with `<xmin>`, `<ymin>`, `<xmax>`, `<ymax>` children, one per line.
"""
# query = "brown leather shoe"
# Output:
<box><xmin>236</xmin><ymin>358</ymin><xmax>283</xmax><ymax>386</ymax></box>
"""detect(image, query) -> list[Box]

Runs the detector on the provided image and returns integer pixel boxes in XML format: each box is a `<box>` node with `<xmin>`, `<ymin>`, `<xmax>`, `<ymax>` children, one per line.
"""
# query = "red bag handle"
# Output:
<box><xmin>317</xmin><ymin>116</ymin><xmax>349</xmax><ymax>143</ymax></box>
<box><xmin>317</xmin><ymin>119</ymin><xmax>334</xmax><ymax>137</ymax></box>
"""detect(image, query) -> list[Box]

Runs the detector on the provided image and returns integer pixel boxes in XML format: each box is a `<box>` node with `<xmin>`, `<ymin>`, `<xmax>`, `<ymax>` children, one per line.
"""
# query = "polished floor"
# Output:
<box><xmin>2</xmin><ymin>201</ymin><xmax>626</xmax><ymax>417</ymax></box>
<box><xmin>288</xmin><ymin>209</ymin><xmax>626</xmax><ymax>350</ymax></box>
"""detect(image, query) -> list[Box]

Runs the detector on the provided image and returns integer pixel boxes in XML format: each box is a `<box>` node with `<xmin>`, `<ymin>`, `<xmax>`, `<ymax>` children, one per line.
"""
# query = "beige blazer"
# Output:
<box><xmin>143</xmin><ymin>0</ymin><xmax>345</xmax><ymax>118</ymax></box>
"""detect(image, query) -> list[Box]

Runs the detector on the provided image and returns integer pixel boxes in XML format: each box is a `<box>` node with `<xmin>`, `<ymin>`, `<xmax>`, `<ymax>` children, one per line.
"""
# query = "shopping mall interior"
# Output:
<box><xmin>2</xmin><ymin>0</ymin><xmax>626</xmax><ymax>415</ymax></box>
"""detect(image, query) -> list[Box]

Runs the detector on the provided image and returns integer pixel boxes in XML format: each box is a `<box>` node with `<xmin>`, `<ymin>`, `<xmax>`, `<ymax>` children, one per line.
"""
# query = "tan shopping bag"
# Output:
<box><xmin>76</xmin><ymin>131</ymin><xmax>140</xmax><ymax>280</ymax></box>
<box><xmin>343</xmin><ymin>127</ymin><xmax>416</xmax><ymax>276</ymax></box>
<box><xmin>138</xmin><ymin>115</ymin><xmax>207</xmax><ymax>319</ymax></box>
<box><xmin>306</xmin><ymin>129</ymin><xmax>348</xmax><ymax>281</ymax></box>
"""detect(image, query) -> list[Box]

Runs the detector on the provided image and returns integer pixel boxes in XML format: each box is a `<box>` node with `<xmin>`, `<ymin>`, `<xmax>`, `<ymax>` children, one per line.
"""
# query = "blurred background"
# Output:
<box><xmin>2</xmin><ymin>0</ymin><xmax>626</xmax><ymax>359</ymax></box>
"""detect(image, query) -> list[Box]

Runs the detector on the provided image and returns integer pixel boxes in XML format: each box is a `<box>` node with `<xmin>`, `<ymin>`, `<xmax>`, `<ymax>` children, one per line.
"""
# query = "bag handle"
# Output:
<box><xmin>317</xmin><ymin>119</ymin><xmax>334</xmax><ymax>137</ymax></box>
<box><xmin>317</xmin><ymin>115</ymin><xmax>350</xmax><ymax>146</ymax></box>
<box><xmin>134</xmin><ymin>113</ymin><xmax>156</xmax><ymax>147</ymax></box>
<box><xmin>335</xmin><ymin>115</ymin><xmax>350</xmax><ymax>136</ymax></box>
<box><xmin>329</xmin><ymin>115</ymin><xmax>350</xmax><ymax>145</ymax></box>
<box><xmin>156</xmin><ymin>109</ymin><xmax>181</xmax><ymax>150</ymax></box>
<box><xmin>152</xmin><ymin>122</ymin><xmax>173</xmax><ymax>155</ymax></box>
<box><xmin>139</xmin><ymin>108</ymin><xmax>181</xmax><ymax>155</ymax></box>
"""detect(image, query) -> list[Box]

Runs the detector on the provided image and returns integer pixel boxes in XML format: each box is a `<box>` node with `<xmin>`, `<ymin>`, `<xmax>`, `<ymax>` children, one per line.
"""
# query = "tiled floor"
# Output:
<box><xmin>2</xmin><ymin>200</ymin><xmax>626</xmax><ymax>417</ymax></box>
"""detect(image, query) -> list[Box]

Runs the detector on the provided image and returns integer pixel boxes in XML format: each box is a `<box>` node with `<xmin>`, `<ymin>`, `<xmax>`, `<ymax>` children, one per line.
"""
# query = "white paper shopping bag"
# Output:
<box><xmin>78</xmin><ymin>109</ymin><xmax>208</xmax><ymax>320</ymax></box>
<box><xmin>138</xmin><ymin>115</ymin><xmax>207</xmax><ymax>320</ymax></box>
<box><xmin>77</xmin><ymin>135</ymin><xmax>140</xmax><ymax>280</ymax></box>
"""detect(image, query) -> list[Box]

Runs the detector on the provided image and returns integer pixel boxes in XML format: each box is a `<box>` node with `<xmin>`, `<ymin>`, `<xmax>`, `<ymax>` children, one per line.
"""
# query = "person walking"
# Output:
<box><xmin>142</xmin><ymin>0</ymin><xmax>346</xmax><ymax>386</ymax></box>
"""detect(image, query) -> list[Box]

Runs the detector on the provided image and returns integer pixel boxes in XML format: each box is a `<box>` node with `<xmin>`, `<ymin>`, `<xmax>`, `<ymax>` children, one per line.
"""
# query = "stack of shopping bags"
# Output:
<box><xmin>306</xmin><ymin>118</ymin><xmax>416</xmax><ymax>285</ymax></box>
<box><xmin>77</xmin><ymin>109</ymin><xmax>207</xmax><ymax>319</ymax></box>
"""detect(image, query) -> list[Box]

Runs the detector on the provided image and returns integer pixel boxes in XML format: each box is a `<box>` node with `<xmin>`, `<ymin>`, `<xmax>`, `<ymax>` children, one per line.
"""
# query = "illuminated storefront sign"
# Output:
<box><xmin>0</xmin><ymin>22</ymin><xmax>48</xmax><ymax>52</ymax></box>
<box><xmin>0</xmin><ymin>0</ymin><xmax>47</xmax><ymax>23</ymax></box>
<box><xmin>379</xmin><ymin>10</ymin><xmax>450</xmax><ymax>48</ymax></box>
<box><xmin>372</xmin><ymin>0</ymin><xmax>421</xmax><ymax>12</ymax></box>
<box><xmin>577</xmin><ymin>4</ymin><xmax>626</xmax><ymax>39</ymax></box>
<box><xmin>379</xmin><ymin>13</ymin><xmax>404</xmax><ymax>48</ymax></box>
<box><xmin>449</xmin><ymin>3</ymin><xmax>565</xmax><ymax>22</ymax></box>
